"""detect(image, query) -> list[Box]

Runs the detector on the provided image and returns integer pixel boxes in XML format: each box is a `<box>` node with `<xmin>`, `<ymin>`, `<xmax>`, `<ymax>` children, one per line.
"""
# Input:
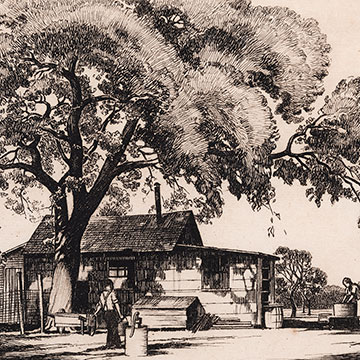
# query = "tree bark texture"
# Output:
<box><xmin>290</xmin><ymin>290</ymin><xmax>297</xmax><ymax>318</ymax></box>
<box><xmin>48</xmin><ymin>209</ymin><xmax>90</xmax><ymax>315</ymax></box>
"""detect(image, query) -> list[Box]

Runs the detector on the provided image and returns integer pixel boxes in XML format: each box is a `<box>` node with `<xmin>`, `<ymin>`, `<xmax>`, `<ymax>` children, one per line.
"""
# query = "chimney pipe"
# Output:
<box><xmin>154</xmin><ymin>182</ymin><xmax>162</xmax><ymax>223</ymax></box>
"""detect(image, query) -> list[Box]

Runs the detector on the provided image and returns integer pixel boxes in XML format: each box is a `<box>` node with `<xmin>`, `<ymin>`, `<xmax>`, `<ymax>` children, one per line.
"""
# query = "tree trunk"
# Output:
<box><xmin>307</xmin><ymin>299</ymin><xmax>311</xmax><ymax>316</ymax></box>
<box><xmin>48</xmin><ymin>259</ymin><xmax>75</xmax><ymax>314</ymax></box>
<box><xmin>47</xmin><ymin>212</ymin><xmax>89</xmax><ymax>316</ymax></box>
<box><xmin>46</xmin><ymin>164</ymin><xmax>120</xmax><ymax>320</ymax></box>
<box><xmin>290</xmin><ymin>291</ymin><xmax>297</xmax><ymax>318</ymax></box>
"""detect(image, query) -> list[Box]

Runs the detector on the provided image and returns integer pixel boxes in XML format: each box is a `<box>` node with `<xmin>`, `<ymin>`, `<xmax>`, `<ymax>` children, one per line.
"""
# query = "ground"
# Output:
<box><xmin>2</xmin><ymin>327</ymin><xmax>360</xmax><ymax>360</ymax></box>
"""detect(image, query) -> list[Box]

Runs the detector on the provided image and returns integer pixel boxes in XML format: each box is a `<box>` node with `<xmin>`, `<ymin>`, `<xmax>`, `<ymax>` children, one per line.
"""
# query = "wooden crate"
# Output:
<box><xmin>132</xmin><ymin>296</ymin><xmax>205</xmax><ymax>330</ymax></box>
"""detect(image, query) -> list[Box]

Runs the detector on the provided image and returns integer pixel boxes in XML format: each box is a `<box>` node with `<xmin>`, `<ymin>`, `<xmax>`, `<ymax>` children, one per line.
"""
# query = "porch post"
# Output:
<box><xmin>37</xmin><ymin>274</ymin><xmax>44</xmax><ymax>334</ymax></box>
<box><xmin>256</xmin><ymin>257</ymin><xmax>263</xmax><ymax>327</ymax></box>
<box><xmin>17</xmin><ymin>271</ymin><xmax>25</xmax><ymax>335</ymax></box>
<box><xmin>269</xmin><ymin>260</ymin><xmax>276</xmax><ymax>304</ymax></box>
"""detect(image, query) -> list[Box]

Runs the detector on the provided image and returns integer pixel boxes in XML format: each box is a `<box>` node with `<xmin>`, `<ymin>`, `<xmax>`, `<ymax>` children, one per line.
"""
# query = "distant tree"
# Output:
<box><xmin>313</xmin><ymin>285</ymin><xmax>344</xmax><ymax>310</ymax></box>
<box><xmin>275</xmin><ymin>246</ymin><xmax>327</xmax><ymax>318</ymax></box>
<box><xmin>299</xmin><ymin>267</ymin><xmax>327</xmax><ymax>315</ymax></box>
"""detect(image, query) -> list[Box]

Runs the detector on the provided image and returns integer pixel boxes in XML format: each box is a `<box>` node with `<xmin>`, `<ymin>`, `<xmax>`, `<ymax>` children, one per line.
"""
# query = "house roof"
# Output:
<box><xmin>176</xmin><ymin>244</ymin><xmax>279</xmax><ymax>260</ymax></box>
<box><xmin>23</xmin><ymin>211</ymin><xmax>202</xmax><ymax>255</ymax></box>
<box><xmin>3</xmin><ymin>242</ymin><xmax>27</xmax><ymax>256</ymax></box>
<box><xmin>133</xmin><ymin>296</ymin><xmax>200</xmax><ymax>310</ymax></box>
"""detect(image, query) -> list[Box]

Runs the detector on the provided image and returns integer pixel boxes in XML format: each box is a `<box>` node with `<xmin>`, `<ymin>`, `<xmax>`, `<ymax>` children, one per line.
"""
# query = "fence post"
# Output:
<box><xmin>37</xmin><ymin>273</ymin><xmax>44</xmax><ymax>334</ymax></box>
<box><xmin>17</xmin><ymin>271</ymin><xmax>25</xmax><ymax>335</ymax></box>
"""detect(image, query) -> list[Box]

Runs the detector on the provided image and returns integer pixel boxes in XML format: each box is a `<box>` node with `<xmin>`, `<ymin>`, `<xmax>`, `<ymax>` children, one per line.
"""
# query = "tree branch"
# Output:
<box><xmin>270</xmin><ymin>113</ymin><xmax>360</xmax><ymax>201</ymax></box>
<box><xmin>61</xmin><ymin>57</ymin><xmax>89</xmax><ymax>205</ymax></box>
<box><xmin>56</xmin><ymin>140</ymin><xmax>71</xmax><ymax>166</ymax></box>
<box><xmin>84</xmin><ymin>104</ymin><xmax>120</xmax><ymax>162</ymax></box>
<box><xmin>80</xmin><ymin>95</ymin><xmax>155</xmax><ymax>216</ymax></box>
<box><xmin>270</xmin><ymin>114</ymin><xmax>327</xmax><ymax>160</ymax></box>
<box><xmin>23</xmin><ymin>52</ymin><xmax>57</xmax><ymax>72</ymax></box>
<box><xmin>342</xmin><ymin>176</ymin><xmax>360</xmax><ymax>202</ymax></box>
<box><xmin>61</xmin><ymin>58</ymin><xmax>84</xmax><ymax>174</ymax></box>
<box><xmin>81</xmin><ymin>95</ymin><xmax>118</xmax><ymax>110</ymax></box>
<box><xmin>0</xmin><ymin>162</ymin><xmax>58</xmax><ymax>193</ymax></box>
<box><xmin>33</xmin><ymin>97</ymin><xmax>52</xmax><ymax>118</ymax></box>
<box><xmin>41</xmin><ymin>127</ymin><xmax>69</xmax><ymax>142</ymax></box>
<box><xmin>0</xmin><ymin>149</ymin><xmax>19</xmax><ymax>162</ymax></box>
<box><xmin>113</xmin><ymin>159</ymin><xmax>159</xmax><ymax>177</ymax></box>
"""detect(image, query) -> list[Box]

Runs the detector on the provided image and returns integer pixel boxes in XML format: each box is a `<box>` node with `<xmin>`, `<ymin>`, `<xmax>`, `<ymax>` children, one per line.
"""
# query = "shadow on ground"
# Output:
<box><xmin>0</xmin><ymin>333</ymin><xmax>236</xmax><ymax>359</ymax></box>
<box><xmin>306</xmin><ymin>354</ymin><xmax>360</xmax><ymax>360</ymax></box>
<box><xmin>283</xmin><ymin>319</ymin><xmax>327</xmax><ymax>330</ymax></box>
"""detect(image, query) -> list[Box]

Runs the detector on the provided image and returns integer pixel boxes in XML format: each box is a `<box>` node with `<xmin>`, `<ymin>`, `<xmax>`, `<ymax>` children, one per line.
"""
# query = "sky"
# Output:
<box><xmin>1</xmin><ymin>0</ymin><xmax>360</xmax><ymax>286</ymax></box>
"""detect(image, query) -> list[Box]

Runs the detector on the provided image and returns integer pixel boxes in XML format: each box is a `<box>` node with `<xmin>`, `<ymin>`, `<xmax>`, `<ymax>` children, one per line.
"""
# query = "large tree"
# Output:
<box><xmin>0</xmin><ymin>0</ymin><xmax>358</xmax><ymax>315</ymax></box>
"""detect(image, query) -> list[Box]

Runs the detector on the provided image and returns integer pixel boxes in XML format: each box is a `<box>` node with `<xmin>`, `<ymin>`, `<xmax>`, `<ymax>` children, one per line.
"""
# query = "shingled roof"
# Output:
<box><xmin>23</xmin><ymin>211</ymin><xmax>203</xmax><ymax>255</ymax></box>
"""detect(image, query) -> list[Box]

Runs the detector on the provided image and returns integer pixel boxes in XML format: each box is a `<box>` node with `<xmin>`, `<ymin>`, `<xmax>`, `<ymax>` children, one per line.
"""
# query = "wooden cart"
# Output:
<box><xmin>50</xmin><ymin>313</ymin><xmax>87</xmax><ymax>334</ymax></box>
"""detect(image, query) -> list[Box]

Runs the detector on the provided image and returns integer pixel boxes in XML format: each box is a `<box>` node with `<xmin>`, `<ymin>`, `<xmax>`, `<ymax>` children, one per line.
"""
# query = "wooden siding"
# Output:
<box><xmin>23</xmin><ymin>255</ymin><xmax>54</xmax><ymax>324</ymax></box>
<box><xmin>21</xmin><ymin>247</ymin><xmax>274</xmax><ymax>326</ymax></box>
<box><xmin>80</xmin><ymin>249</ymin><xmax>264</xmax><ymax>323</ymax></box>
<box><xmin>0</xmin><ymin>249</ymin><xmax>24</xmax><ymax>324</ymax></box>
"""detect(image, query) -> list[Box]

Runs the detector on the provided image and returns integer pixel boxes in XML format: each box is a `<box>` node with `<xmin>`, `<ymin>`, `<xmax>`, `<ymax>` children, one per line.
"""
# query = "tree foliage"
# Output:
<box><xmin>272</xmin><ymin>78</ymin><xmax>360</xmax><ymax>209</ymax></box>
<box><xmin>0</xmin><ymin>0</ymin><xmax>334</xmax><ymax>226</ymax></box>
<box><xmin>275</xmin><ymin>246</ymin><xmax>327</xmax><ymax>317</ymax></box>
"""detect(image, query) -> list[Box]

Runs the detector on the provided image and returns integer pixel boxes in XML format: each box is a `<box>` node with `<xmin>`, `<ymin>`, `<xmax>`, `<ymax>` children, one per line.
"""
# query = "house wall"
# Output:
<box><xmin>23</xmin><ymin>255</ymin><xmax>53</xmax><ymax>325</ymax></box>
<box><xmin>79</xmin><ymin>249</ymin><xmax>275</xmax><ymax>325</ymax></box>
<box><xmin>151</xmin><ymin>249</ymin><xmax>261</xmax><ymax>324</ymax></box>
<box><xmin>22</xmin><ymin>249</ymin><xmax>276</xmax><ymax>327</ymax></box>
<box><xmin>0</xmin><ymin>249</ymin><xmax>24</xmax><ymax>324</ymax></box>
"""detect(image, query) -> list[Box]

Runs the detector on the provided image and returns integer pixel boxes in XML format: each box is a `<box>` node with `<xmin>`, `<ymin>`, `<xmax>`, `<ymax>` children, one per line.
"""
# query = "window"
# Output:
<box><xmin>107</xmin><ymin>260</ymin><xmax>134</xmax><ymax>289</ymax></box>
<box><xmin>201</xmin><ymin>255</ymin><xmax>229</xmax><ymax>290</ymax></box>
<box><xmin>109</xmin><ymin>266</ymin><xmax>128</xmax><ymax>278</ymax></box>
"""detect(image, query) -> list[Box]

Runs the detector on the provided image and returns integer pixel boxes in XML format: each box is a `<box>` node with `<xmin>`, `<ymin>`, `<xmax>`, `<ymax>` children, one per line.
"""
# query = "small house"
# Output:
<box><xmin>2</xmin><ymin>187</ymin><xmax>278</xmax><ymax>328</ymax></box>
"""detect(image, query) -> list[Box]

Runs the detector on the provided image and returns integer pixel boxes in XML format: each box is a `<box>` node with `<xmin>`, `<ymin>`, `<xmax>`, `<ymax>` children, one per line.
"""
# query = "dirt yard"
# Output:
<box><xmin>1</xmin><ymin>327</ymin><xmax>360</xmax><ymax>359</ymax></box>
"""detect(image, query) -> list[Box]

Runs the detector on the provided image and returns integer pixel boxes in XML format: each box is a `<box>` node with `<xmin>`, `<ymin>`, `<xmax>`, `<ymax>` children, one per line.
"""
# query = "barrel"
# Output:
<box><xmin>264</xmin><ymin>304</ymin><xmax>283</xmax><ymax>329</ymax></box>
<box><xmin>333</xmin><ymin>303</ymin><xmax>357</xmax><ymax>317</ymax></box>
<box><xmin>125</xmin><ymin>326</ymin><xmax>148</xmax><ymax>357</ymax></box>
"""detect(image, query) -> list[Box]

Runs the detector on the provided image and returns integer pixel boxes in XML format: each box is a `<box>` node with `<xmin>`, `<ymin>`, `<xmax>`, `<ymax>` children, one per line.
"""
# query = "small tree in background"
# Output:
<box><xmin>299</xmin><ymin>267</ymin><xmax>327</xmax><ymax>315</ymax></box>
<box><xmin>275</xmin><ymin>246</ymin><xmax>327</xmax><ymax>318</ymax></box>
<box><xmin>313</xmin><ymin>285</ymin><xmax>344</xmax><ymax>310</ymax></box>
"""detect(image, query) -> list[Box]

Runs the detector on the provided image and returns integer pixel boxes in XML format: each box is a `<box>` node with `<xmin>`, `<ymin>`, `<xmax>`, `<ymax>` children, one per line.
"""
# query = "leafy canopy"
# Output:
<box><xmin>0</xmin><ymin>0</ymin><xmax>345</xmax><ymax>224</ymax></box>
<box><xmin>275</xmin><ymin>246</ymin><xmax>327</xmax><ymax>298</ymax></box>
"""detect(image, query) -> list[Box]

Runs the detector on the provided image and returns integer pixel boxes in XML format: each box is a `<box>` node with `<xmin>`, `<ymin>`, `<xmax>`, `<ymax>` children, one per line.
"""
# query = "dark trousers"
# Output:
<box><xmin>104</xmin><ymin>310</ymin><xmax>121</xmax><ymax>348</ymax></box>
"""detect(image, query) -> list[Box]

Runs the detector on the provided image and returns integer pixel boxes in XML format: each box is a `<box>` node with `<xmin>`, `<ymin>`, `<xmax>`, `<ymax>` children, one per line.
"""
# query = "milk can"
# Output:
<box><xmin>125</xmin><ymin>311</ymin><xmax>148</xmax><ymax>357</ymax></box>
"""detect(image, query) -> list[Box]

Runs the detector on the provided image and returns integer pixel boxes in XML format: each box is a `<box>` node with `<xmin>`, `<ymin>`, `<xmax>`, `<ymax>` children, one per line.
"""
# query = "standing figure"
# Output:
<box><xmin>94</xmin><ymin>279</ymin><xmax>124</xmax><ymax>349</ymax></box>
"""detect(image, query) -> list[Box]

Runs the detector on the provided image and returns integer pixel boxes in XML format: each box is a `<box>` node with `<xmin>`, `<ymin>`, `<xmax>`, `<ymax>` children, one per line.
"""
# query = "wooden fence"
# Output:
<box><xmin>0</xmin><ymin>273</ymin><xmax>49</xmax><ymax>330</ymax></box>
<box><xmin>0</xmin><ymin>279</ymin><xmax>143</xmax><ymax>328</ymax></box>
<box><xmin>0</xmin><ymin>289</ymin><xmax>20</xmax><ymax>324</ymax></box>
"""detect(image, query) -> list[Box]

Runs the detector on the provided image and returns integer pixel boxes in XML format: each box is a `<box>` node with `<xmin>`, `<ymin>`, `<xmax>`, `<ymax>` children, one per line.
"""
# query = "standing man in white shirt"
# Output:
<box><xmin>94</xmin><ymin>279</ymin><xmax>125</xmax><ymax>349</ymax></box>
